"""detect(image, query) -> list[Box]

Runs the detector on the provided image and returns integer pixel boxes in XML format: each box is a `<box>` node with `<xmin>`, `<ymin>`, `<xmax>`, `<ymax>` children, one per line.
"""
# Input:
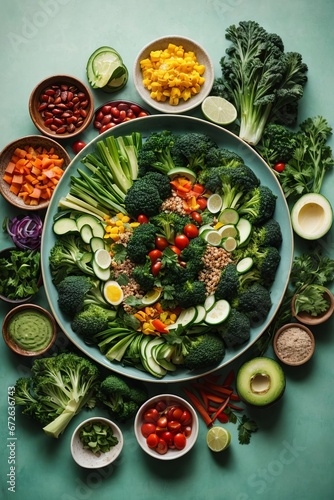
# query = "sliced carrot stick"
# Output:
<box><xmin>183</xmin><ymin>388</ymin><xmax>212</xmax><ymax>427</ymax></box>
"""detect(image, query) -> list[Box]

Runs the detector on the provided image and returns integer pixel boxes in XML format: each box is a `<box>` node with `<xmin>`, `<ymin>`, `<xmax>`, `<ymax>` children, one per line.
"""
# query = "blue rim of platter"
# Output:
<box><xmin>41</xmin><ymin>114</ymin><xmax>294</xmax><ymax>383</ymax></box>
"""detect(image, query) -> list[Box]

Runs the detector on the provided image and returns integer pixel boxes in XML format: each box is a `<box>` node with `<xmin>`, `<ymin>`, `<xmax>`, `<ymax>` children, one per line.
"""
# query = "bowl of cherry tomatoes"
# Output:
<box><xmin>134</xmin><ymin>394</ymin><xmax>199</xmax><ymax>460</ymax></box>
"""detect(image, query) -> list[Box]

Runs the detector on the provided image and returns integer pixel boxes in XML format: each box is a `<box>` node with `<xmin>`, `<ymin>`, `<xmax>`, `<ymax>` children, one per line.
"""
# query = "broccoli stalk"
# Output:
<box><xmin>15</xmin><ymin>353</ymin><xmax>100</xmax><ymax>438</ymax></box>
<box><xmin>213</xmin><ymin>21</ymin><xmax>308</xmax><ymax>145</ymax></box>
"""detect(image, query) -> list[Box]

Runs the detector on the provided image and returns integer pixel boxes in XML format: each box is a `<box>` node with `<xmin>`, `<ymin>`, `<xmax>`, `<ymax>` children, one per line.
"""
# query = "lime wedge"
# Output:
<box><xmin>206</xmin><ymin>426</ymin><xmax>231</xmax><ymax>452</ymax></box>
<box><xmin>207</xmin><ymin>193</ymin><xmax>223</xmax><ymax>214</ymax></box>
<box><xmin>202</xmin><ymin>96</ymin><xmax>237</xmax><ymax>125</ymax></box>
<box><xmin>142</xmin><ymin>288</ymin><xmax>162</xmax><ymax>305</ymax></box>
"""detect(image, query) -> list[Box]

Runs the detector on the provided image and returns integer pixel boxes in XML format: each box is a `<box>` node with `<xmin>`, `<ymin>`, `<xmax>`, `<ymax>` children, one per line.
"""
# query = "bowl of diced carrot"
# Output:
<box><xmin>0</xmin><ymin>135</ymin><xmax>71</xmax><ymax>210</ymax></box>
<box><xmin>133</xmin><ymin>36</ymin><xmax>214</xmax><ymax>114</ymax></box>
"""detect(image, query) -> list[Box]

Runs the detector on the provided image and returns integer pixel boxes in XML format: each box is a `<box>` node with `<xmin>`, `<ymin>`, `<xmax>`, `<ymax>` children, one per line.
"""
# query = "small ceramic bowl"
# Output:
<box><xmin>71</xmin><ymin>417</ymin><xmax>123</xmax><ymax>468</ymax></box>
<box><xmin>29</xmin><ymin>74</ymin><xmax>94</xmax><ymax>139</ymax></box>
<box><xmin>93</xmin><ymin>100</ymin><xmax>151</xmax><ymax>134</ymax></box>
<box><xmin>273</xmin><ymin>323</ymin><xmax>315</xmax><ymax>366</ymax></box>
<box><xmin>133</xmin><ymin>35</ymin><xmax>214</xmax><ymax>114</ymax></box>
<box><xmin>0</xmin><ymin>135</ymin><xmax>71</xmax><ymax>211</ymax></box>
<box><xmin>0</xmin><ymin>247</ymin><xmax>42</xmax><ymax>304</ymax></box>
<box><xmin>291</xmin><ymin>287</ymin><xmax>334</xmax><ymax>325</ymax></box>
<box><xmin>2</xmin><ymin>303</ymin><xmax>57</xmax><ymax>356</ymax></box>
<box><xmin>134</xmin><ymin>394</ymin><xmax>199</xmax><ymax>460</ymax></box>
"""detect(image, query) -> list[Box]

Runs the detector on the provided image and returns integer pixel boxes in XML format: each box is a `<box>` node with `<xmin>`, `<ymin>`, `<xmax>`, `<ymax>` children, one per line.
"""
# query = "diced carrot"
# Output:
<box><xmin>5</xmin><ymin>162</ymin><xmax>16</xmax><ymax>174</ymax></box>
<box><xmin>30</xmin><ymin>187</ymin><xmax>42</xmax><ymax>199</ymax></box>
<box><xmin>12</xmin><ymin>174</ymin><xmax>24</xmax><ymax>184</ymax></box>
<box><xmin>31</xmin><ymin>165</ymin><xmax>42</xmax><ymax>176</ymax></box>
<box><xmin>3</xmin><ymin>174</ymin><xmax>13</xmax><ymax>184</ymax></box>
<box><xmin>9</xmin><ymin>183</ymin><xmax>21</xmax><ymax>195</ymax></box>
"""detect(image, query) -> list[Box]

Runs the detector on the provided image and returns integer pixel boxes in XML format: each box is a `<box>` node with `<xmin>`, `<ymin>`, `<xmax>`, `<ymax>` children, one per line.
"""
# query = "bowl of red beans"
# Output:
<box><xmin>134</xmin><ymin>394</ymin><xmax>199</xmax><ymax>460</ymax></box>
<box><xmin>29</xmin><ymin>75</ymin><xmax>94</xmax><ymax>139</ymax></box>
<box><xmin>93</xmin><ymin>100</ymin><xmax>150</xmax><ymax>134</ymax></box>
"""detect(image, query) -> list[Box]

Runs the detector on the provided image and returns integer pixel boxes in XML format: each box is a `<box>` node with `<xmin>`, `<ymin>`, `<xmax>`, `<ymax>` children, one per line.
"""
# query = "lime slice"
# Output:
<box><xmin>202</xmin><ymin>230</ymin><xmax>222</xmax><ymax>246</ymax></box>
<box><xmin>218</xmin><ymin>224</ymin><xmax>238</xmax><ymax>239</ymax></box>
<box><xmin>221</xmin><ymin>236</ymin><xmax>237</xmax><ymax>252</ymax></box>
<box><xmin>142</xmin><ymin>288</ymin><xmax>162</xmax><ymax>305</ymax></box>
<box><xmin>87</xmin><ymin>48</ymin><xmax>124</xmax><ymax>89</ymax></box>
<box><xmin>202</xmin><ymin>96</ymin><xmax>237</xmax><ymax>125</ymax></box>
<box><xmin>206</xmin><ymin>426</ymin><xmax>231</xmax><ymax>452</ymax></box>
<box><xmin>218</xmin><ymin>208</ymin><xmax>239</xmax><ymax>225</ymax></box>
<box><xmin>94</xmin><ymin>248</ymin><xmax>112</xmax><ymax>269</ymax></box>
<box><xmin>207</xmin><ymin>193</ymin><xmax>223</xmax><ymax>214</ymax></box>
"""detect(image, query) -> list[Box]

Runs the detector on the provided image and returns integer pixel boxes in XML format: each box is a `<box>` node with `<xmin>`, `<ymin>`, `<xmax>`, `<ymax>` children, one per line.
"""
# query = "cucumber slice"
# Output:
<box><xmin>218</xmin><ymin>224</ymin><xmax>238</xmax><ymax>239</ymax></box>
<box><xmin>236</xmin><ymin>257</ymin><xmax>254</xmax><ymax>274</ymax></box>
<box><xmin>80</xmin><ymin>251</ymin><xmax>93</xmax><ymax>267</ymax></box>
<box><xmin>221</xmin><ymin>236</ymin><xmax>237</xmax><ymax>252</ymax></box>
<box><xmin>76</xmin><ymin>214</ymin><xmax>105</xmax><ymax>238</ymax></box>
<box><xmin>167</xmin><ymin>166</ymin><xmax>197</xmax><ymax>183</ymax></box>
<box><xmin>207</xmin><ymin>193</ymin><xmax>223</xmax><ymax>214</ymax></box>
<box><xmin>53</xmin><ymin>217</ymin><xmax>78</xmax><ymax>235</ymax></box>
<box><xmin>202</xmin><ymin>230</ymin><xmax>222</xmax><ymax>246</ymax></box>
<box><xmin>92</xmin><ymin>259</ymin><xmax>111</xmax><ymax>281</ymax></box>
<box><xmin>141</xmin><ymin>337</ymin><xmax>167</xmax><ymax>378</ymax></box>
<box><xmin>80</xmin><ymin>224</ymin><xmax>93</xmax><ymax>244</ymax></box>
<box><xmin>176</xmin><ymin>306</ymin><xmax>197</xmax><ymax>327</ymax></box>
<box><xmin>90</xmin><ymin>236</ymin><xmax>106</xmax><ymax>252</ymax></box>
<box><xmin>103</xmin><ymin>65</ymin><xmax>128</xmax><ymax>93</ymax></box>
<box><xmin>205</xmin><ymin>299</ymin><xmax>231</xmax><ymax>325</ymax></box>
<box><xmin>86</xmin><ymin>47</ymin><xmax>124</xmax><ymax>89</ymax></box>
<box><xmin>218</xmin><ymin>208</ymin><xmax>239</xmax><ymax>225</ymax></box>
<box><xmin>236</xmin><ymin>218</ymin><xmax>252</xmax><ymax>247</ymax></box>
<box><xmin>93</xmin><ymin>248</ymin><xmax>112</xmax><ymax>270</ymax></box>
<box><xmin>193</xmin><ymin>305</ymin><xmax>207</xmax><ymax>324</ymax></box>
<box><xmin>204</xmin><ymin>294</ymin><xmax>216</xmax><ymax>311</ymax></box>
<box><xmin>198</xmin><ymin>224</ymin><xmax>214</xmax><ymax>235</ymax></box>
<box><xmin>152</xmin><ymin>343</ymin><xmax>176</xmax><ymax>372</ymax></box>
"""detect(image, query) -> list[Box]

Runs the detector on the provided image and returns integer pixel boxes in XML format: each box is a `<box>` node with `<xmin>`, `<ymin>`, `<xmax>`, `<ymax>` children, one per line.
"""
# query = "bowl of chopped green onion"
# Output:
<box><xmin>71</xmin><ymin>416</ymin><xmax>123</xmax><ymax>468</ymax></box>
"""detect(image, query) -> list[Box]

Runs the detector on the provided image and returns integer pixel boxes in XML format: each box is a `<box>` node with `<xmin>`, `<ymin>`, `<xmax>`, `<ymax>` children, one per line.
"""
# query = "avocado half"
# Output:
<box><xmin>236</xmin><ymin>357</ymin><xmax>286</xmax><ymax>407</ymax></box>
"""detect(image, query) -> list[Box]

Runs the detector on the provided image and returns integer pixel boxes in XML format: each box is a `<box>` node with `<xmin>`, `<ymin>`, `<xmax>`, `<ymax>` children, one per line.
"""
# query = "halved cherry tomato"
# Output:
<box><xmin>148</xmin><ymin>249</ymin><xmax>163</xmax><ymax>263</ymax></box>
<box><xmin>157</xmin><ymin>416</ymin><xmax>168</xmax><ymax>428</ymax></box>
<box><xmin>179</xmin><ymin>409</ymin><xmax>192</xmax><ymax>425</ymax></box>
<box><xmin>137</xmin><ymin>214</ymin><xmax>149</xmax><ymax>224</ymax></box>
<box><xmin>143</xmin><ymin>408</ymin><xmax>159</xmax><ymax>422</ymax></box>
<box><xmin>183</xmin><ymin>223</ymin><xmax>199</xmax><ymax>239</ymax></box>
<box><xmin>174</xmin><ymin>234</ymin><xmax>190</xmax><ymax>250</ymax></box>
<box><xmin>141</xmin><ymin>423</ymin><xmax>157</xmax><ymax>438</ymax></box>
<box><xmin>191</xmin><ymin>211</ymin><xmax>202</xmax><ymax>224</ymax></box>
<box><xmin>167</xmin><ymin>420</ymin><xmax>182</xmax><ymax>433</ymax></box>
<box><xmin>156</xmin><ymin>438</ymin><xmax>168</xmax><ymax>454</ymax></box>
<box><xmin>151</xmin><ymin>261</ymin><xmax>162</xmax><ymax>276</ymax></box>
<box><xmin>173</xmin><ymin>433</ymin><xmax>186</xmax><ymax>450</ymax></box>
<box><xmin>146</xmin><ymin>433</ymin><xmax>160</xmax><ymax>448</ymax></box>
<box><xmin>169</xmin><ymin>245</ymin><xmax>181</xmax><ymax>256</ymax></box>
<box><xmin>155</xmin><ymin>236</ymin><xmax>169</xmax><ymax>250</ymax></box>
<box><xmin>197</xmin><ymin>197</ymin><xmax>207</xmax><ymax>210</ymax></box>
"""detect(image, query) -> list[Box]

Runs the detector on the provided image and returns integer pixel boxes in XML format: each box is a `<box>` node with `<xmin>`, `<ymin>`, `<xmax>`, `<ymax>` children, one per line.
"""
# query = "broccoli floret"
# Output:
<box><xmin>199</xmin><ymin>164</ymin><xmax>260</xmax><ymax>208</ymax></box>
<box><xmin>236</xmin><ymin>283</ymin><xmax>272</xmax><ymax>326</ymax></box>
<box><xmin>126</xmin><ymin>223</ymin><xmax>157</xmax><ymax>264</ymax></box>
<box><xmin>49</xmin><ymin>234</ymin><xmax>94</xmax><ymax>285</ymax></box>
<box><xmin>251</xmin><ymin>245</ymin><xmax>281</xmax><ymax>287</ymax></box>
<box><xmin>204</xmin><ymin>147</ymin><xmax>244</xmax><ymax>169</ymax></box>
<box><xmin>216</xmin><ymin>308</ymin><xmax>251</xmax><ymax>347</ymax></box>
<box><xmin>124</xmin><ymin>180</ymin><xmax>163</xmax><ymax>219</ymax></box>
<box><xmin>56</xmin><ymin>275</ymin><xmax>109</xmax><ymax>317</ymax></box>
<box><xmin>215</xmin><ymin>263</ymin><xmax>261</xmax><ymax>301</ymax></box>
<box><xmin>141</xmin><ymin>171</ymin><xmax>172</xmax><ymax>200</ymax></box>
<box><xmin>150</xmin><ymin>211</ymin><xmax>193</xmax><ymax>244</ymax></box>
<box><xmin>71</xmin><ymin>304</ymin><xmax>116</xmax><ymax>338</ymax></box>
<box><xmin>252</xmin><ymin>218</ymin><xmax>283</xmax><ymax>248</ymax></box>
<box><xmin>175</xmin><ymin>280</ymin><xmax>207</xmax><ymax>308</ymax></box>
<box><xmin>180</xmin><ymin>236</ymin><xmax>208</xmax><ymax>278</ymax></box>
<box><xmin>15</xmin><ymin>353</ymin><xmax>100</xmax><ymax>438</ymax></box>
<box><xmin>132</xmin><ymin>258</ymin><xmax>156</xmax><ymax>292</ymax></box>
<box><xmin>255</xmin><ymin>123</ymin><xmax>297</xmax><ymax>167</ymax></box>
<box><xmin>171</xmin><ymin>132</ymin><xmax>218</xmax><ymax>172</ymax></box>
<box><xmin>97</xmin><ymin>374</ymin><xmax>147</xmax><ymax>421</ymax></box>
<box><xmin>183</xmin><ymin>333</ymin><xmax>225</xmax><ymax>370</ymax></box>
<box><xmin>137</xmin><ymin>130</ymin><xmax>176</xmax><ymax>176</ymax></box>
<box><xmin>238</xmin><ymin>185</ymin><xmax>277</xmax><ymax>225</ymax></box>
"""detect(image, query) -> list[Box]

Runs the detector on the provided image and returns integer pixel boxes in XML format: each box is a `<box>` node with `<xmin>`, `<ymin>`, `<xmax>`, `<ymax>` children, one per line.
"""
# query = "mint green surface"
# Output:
<box><xmin>1</xmin><ymin>1</ymin><xmax>334</xmax><ymax>499</ymax></box>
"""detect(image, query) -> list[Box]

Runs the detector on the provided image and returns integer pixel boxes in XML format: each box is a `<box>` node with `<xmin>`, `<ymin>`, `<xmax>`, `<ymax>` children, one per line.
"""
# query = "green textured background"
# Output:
<box><xmin>1</xmin><ymin>1</ymin><xmax>333</xmax><ymax>499</ymax></box>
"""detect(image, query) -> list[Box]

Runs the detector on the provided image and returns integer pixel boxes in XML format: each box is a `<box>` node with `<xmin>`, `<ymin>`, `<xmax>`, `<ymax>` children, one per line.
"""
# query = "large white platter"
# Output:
<box><xmin>41</xmin><ymin>115</ymin><xmax>293</xmax><ymax>383</ymax></box>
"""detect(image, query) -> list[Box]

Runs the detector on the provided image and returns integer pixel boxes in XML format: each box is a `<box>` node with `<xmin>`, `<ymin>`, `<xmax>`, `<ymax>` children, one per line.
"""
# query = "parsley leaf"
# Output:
<box><xmin>237</xmin><ymin>415</ymin><xmax>258</xmax><ymax>445</ymax></box>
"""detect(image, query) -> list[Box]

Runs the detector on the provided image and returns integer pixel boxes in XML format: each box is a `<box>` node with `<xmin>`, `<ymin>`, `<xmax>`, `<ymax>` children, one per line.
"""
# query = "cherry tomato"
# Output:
<box><xmin>72</xmin><ymin>140</ymin><xmax>87</xmax><ymax>154</ymax></box>
<box><xmin>167</xmin><ymin>420</ymin><xmax>182</xmax><ymax>433</ymax></box>
<box><xmin>155</xmin><ymin>400</ymin><xmax>167</xmax><ymax>412</ymax></box>
<box><xmin>179</xmin><ymin>410</ymin><xmax>192</xmax><ymax>425</ymax></box>
<box><xmin>151</xmin><ymin>261</ymin><xmax>162</xmax><ymax>276</ymax></box>
<box><xmin>172</xmin><ymin>407</ymin><xmax>184</xmax><ymax>420</ymax></box>
<box><xmin>146</xmin><ymin>433</ymin><xmax>160</xmax><ymax>449</ymax></box>
<box><xmin>183</xmin><ymin>223</ymin><xmax>199</xmax><ymax>239</ymax></box>
<box><xmin>192</xmin><ymin>183</ymin><xmax>205</xmax><ymax>194</ymax></box>
<box><xmin>169</xmin><ymin>245</ymin><xmax>181</xmax><ymax>256</ymax></box>
<box><xmin>156</xmin><ymin>438</ymin><xmax>168</xmax><ymax>455</ymax></box>
<box><xmin>143</xmin><ymin>408</ymin><xmax>159</xmax><ymax>422</ymax></box>
<box><xmin>191</xmin><ymin>211</ymin><xmax>202</xmax><ymax>224</ymax></box>
<box><xmin>148</xmin><ymin>249</ymin><xmax>163</xmax><ymax>263</ymax></box>
<box><xmin>161</xmin><ymin>431</ymin><xmax>175</xmax><ymax>447</ymax></box>
<box><xmin>174</xmin><ymin>433</ymin><xmax>186</xmax><ymax>450</ymax></box>
<box><xmin>157</xmin><ymin>416</ymin><xmax>168</xmax><ymax>428</ymax></box>
<box><xmin>274</xmin><ymin>162</ymin><xmax>285</xmax><ymax>173</ymax></box>
<box><xmin>174</xmin><ymin>234</ymin><xmax>190</xmax><ymax>250</ymax></box>
<box><xmin>137</xmin><ymin>214</ymin><xmax>149</xmax><ymax>224</ymax></box>
<box><xmin>155</xmin><ymin>236</ymin><xmax>169</xmax><ymax>250</ymax></box>
<box><xmin>197</xmin><ymin>197</ymin><xmax>207</xmax><ymax>210</ymax></box>
<box><xmin>141</xmin><ymin>423</ymin><xmax>157</xmax><ymax>438</ymax></box>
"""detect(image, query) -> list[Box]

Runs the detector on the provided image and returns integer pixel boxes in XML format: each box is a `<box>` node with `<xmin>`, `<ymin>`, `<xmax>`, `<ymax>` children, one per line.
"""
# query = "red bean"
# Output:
<box><xmin>94</xmin><ymin>101</ymin><xmax>149</xmax><ymax>133</ymax></box>
<box><xmin>101</xmin><ymin>105</ymin><xmax>111</xmax><ymax>115</ymax></box>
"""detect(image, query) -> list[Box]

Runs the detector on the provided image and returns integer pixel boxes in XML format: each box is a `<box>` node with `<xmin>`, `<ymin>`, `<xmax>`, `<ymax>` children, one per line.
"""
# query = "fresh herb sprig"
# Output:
<box><xmin>224</xmin><ymin>408</ymin><xmax>258</xmax><ymax>445</ymax></box>
<box><xmin>0</xmin><ymin>248</ymin><xmax>40</xmax><ymax>299</ymax></box>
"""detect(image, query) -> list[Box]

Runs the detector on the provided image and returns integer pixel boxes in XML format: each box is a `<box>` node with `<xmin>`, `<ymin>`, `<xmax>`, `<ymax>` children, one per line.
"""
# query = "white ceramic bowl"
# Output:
<box><xmin>134</xmin><ymin>394</ymin><xmax>199</xmax><ymax>460</ymax></box>
<box><xmin>71</xmin><ymin>417</ymin><xmax>123</xmax><ymax>468</ymax></box>
<box><xmin>133</xmin><ymin>36</ymin><xmax>214</xmax><ymax>114</ymax></box>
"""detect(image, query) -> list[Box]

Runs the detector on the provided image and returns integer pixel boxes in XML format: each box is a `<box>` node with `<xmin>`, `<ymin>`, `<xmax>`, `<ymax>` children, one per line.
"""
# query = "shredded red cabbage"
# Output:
<box><xmin>6</xmin><ymin>214</ymin><xmax>43</xmax><ymax>250</ymax></box>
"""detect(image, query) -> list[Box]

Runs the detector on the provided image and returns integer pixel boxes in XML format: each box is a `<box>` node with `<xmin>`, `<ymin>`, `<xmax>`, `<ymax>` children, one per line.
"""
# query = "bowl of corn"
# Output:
<box><xmin>133</xmin><ymin>36</ymin><xmax>214</xmax><ymax>114</ymax></box>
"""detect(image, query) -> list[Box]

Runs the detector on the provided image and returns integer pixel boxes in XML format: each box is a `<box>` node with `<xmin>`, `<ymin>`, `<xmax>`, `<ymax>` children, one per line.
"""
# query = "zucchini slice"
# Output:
<box><xmin>205</xmin><ymin>299</ymin><xmax>231</xmax><ymax>325</ymax></box>
<box><xmin>52</xmin><ymin>217</ymin><xmax>78</xmax><ymax>235</ymax></box>
<box><xmin>236</xmin><ymin>257</ymin><xmax>254</xmax><ymax>274</ymax></box>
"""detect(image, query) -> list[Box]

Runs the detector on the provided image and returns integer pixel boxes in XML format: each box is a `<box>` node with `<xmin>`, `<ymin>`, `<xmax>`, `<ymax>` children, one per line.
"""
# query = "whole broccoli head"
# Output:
<box><xmin>126</xmin><ymin>222</ymin><xmax>157</xmax><ymax>264</ymax></box>
<box><xmin>236</xmin><ymin>282</ymin><xmax>272</xmax><ymax>326</ymax></box>
<box><xmin>15</xmin><ymin>353</ymin><xmax>100</xmax><ymax>438</ymax></box>
<box><xmin>238</xmin><ymin>185</ymin><xmax>277</xmax><ymax>225</ymax></box>
<box><xmin>124</xmin><ymin>179</ymin><xmax>163</xmax><ymax>218</ymax></box>
<box><xmin>71</xmin><ymin>304</ymin><xmax>116</xmax><ymax>338</ymax></box>
<box><xmin>183</xmin><ymin>332</ymin><xmax>225</xmax><ymax>370</ymax></box>
<box><xmin>97</xmin><ymin>374</ymin><xmax>147</xmax><ymax>421</ymax></box>
<box><xmin>216</xmin><ymin>308</ymin><xmax>251</xmax><ymax>347</ymax></box>
<box><xmin>137</xmin><ymin>130</ymin><xmax>176</xmax><ymax>176</ymax></box>
<box><xmin>171</xmin><ymin>132</ymin><xmax>218</xmax><ymax>172</ymax></box>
